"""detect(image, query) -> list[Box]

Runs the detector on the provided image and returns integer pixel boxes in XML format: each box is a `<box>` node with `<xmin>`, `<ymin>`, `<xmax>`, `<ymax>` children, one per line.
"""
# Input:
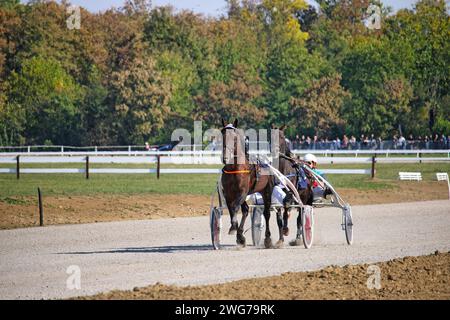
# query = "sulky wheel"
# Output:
<box><xmin>301</xmin><ymin>206</ymin><xmax>314</xmax><ymax>249</ymax></box>
<box><xmin>251</xmin><ymin>206</ymin><xmax>265</xmax><ymax>247</ymax></box>
<box><xmin>343</xmin><ymin>204</ymin><xmax>353</xmax><ymax>245</ymax></box>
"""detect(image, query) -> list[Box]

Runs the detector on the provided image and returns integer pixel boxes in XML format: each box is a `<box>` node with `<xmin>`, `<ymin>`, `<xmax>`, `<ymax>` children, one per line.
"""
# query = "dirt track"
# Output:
<box><xmin>0</xmin><ymin>181</ymin><xmax>448</xmax><ymax>229</ymax></box>
<box><xmin>0</xmin><ymin>200</ymin><xmax>449</xmax><ymax>300</ymax></box>
<box><xmin>83</xmin><ymin>252</ymin><xmax>450</xmax><ymax>300</ymax></box>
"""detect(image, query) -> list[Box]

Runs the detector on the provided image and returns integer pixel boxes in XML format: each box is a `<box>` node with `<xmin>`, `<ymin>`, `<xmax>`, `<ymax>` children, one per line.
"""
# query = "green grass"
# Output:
<box><xmin>0</xmin><ymin>163</ymin><xmax>448</xmax><ymax>198</ymax></box>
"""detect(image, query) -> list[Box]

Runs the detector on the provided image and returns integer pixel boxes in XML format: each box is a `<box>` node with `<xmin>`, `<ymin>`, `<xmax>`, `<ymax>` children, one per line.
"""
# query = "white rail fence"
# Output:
<box><xmin>0</xmin><ymin>149</ymin><xmax>448</xmax><ymax>178</ymax></box>
<box><xmin>0</xmin><ymin>147</ymin><xmax>449</xmax><ymax>157</ymax></box>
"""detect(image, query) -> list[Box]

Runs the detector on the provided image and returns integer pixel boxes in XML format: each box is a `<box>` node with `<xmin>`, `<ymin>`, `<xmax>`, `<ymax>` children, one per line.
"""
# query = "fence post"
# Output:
<box><xmin>16</xmin><ymin>155</ymin><xmax>20</xmax><ymax>179</ymax></box>
<box><xmin>371</xmin><ymin>155</ymin><xmax>376</xmax><ymax>179</ymax></box>
<box><xmin>157</xmin><ymin>155</ymin><xmax>161</xmax><ymax>179</ymax></box>
<box><xmin>85</xmin><ymin>156</ymin><xmax>89</xmax><ymax>179</ymax></box>
<box><xmin>419</xmin><ymin>152</ymin><xmax>422</xmax><ymax>164</ymax></box>
<box><xmin>331</xmin><ymin>152</ymin><xmax>334</xmax><ymax>165</ymax></box>
<box><xmin>38</xmin><ymin>187</ymin><xmax>44</xmax><ymax>226</ymax></box>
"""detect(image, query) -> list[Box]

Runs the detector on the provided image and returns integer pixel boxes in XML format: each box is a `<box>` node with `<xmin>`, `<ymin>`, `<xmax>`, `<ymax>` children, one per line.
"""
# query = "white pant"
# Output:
<box><xmin>247</xmin><ymin>185</ymin><xmax>286</xmax><ymax>206</ymax></box>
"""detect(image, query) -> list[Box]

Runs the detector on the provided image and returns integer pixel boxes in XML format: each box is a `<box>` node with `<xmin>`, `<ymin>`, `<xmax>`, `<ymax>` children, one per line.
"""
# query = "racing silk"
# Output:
<box><xmin>297</xmin><ymin>167</ymin><xmax>308</xmax><ymax>190</ymax></box>
<box><xmin>311</xmin><ymin>168</ymin><xmax>325</xmax><ymax>177</ymax></box>
<box><xmin>310</xmin><ymin>168</ymin><xmax>326</xmax><ymax>189</ymax></box>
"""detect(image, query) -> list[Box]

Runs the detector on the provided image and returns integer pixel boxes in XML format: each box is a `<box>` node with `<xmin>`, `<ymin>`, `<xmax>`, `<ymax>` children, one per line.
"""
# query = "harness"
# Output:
<box><xmin>222</xmin><ymin>169</ymin><xmax>251</xmax><ymax>174</ymax></box>
<box><xmin>279</xmin><ymin>152</ymin><xmax>310</xmax><ymax>190</ymax></box>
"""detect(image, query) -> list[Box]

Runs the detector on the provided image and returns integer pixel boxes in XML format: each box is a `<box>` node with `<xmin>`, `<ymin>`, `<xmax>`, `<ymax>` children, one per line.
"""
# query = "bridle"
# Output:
<box><xmin>222</xmin><ymin>125</ymin><xmax>251</xmax><ymax>175</ymax></box>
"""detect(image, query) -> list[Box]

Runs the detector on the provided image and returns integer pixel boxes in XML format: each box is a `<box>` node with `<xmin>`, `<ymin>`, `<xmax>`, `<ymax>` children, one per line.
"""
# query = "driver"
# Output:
<box><xmin>303</xmin><ymin>153</ymin><xmax>325</xmax><ymax>178</ymax></box>
<box><xmin>303</xmin><ymin>153</ymin><xmax>331</xmax><ymax>200</ymax></box>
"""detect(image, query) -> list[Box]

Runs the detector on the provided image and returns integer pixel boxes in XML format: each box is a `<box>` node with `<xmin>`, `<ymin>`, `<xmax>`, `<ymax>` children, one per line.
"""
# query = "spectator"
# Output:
<box><xmin>342</xmin><ymin>135</ymin><xmax>349</xmax><ymax>149</ymax></box>
<box><xmin>398</xmin><ymin>135</ymin><xmax>406</xmax><ymax>150</ymax></box>
<box><xmin>393</xmin><ymin>135</ymin><xmax>398</xmax><ymax>149</ymax></box>
<box><xmin>433</xmin><ymin>134</ymin><xmax>439</xmax><ymax>149</ymax></box>
<box><xmin>377</xmin><ymin>136</ymin><xmax>383</xmax><ymax>150</ymax></box>
<box><xmin>358</xmin><ymin>134</ymin><xmax>364</xmax><ymax>149</ymax></box>
<box><xmin>424</xmin><ymin>135</ymin><xmax>430</xmax><ymax>149</ymax></box>
<box><xmin>417</xmin><ymin>135</ymin><xmax>423</xmax><ymax>149</ymax></box>
<box><xmin>350</xmin><ymin>136</ymin><xmax>356</xmax><ymax>149</ymax></box>
<box><xmin>363</xmin><ymin>135</ymin><xmax>370</xmax><ymax>149</ymax></box>
<box><xmin>321</xmin><ymin>137</ymin><xmax>327</xmax><ymax>150</ymax></box>
<box><xmin>294</xmin><ymin>135</ymin><xmax>300</xmax><ymax>149</ymax></box>
<box><xmin>335</xmin><ymin>136</ymin><xmax>341</xmax><ymax>150</ymax></box>
<box><xmin>305</xmin><ymin>136</ymin><xmax>311</xmax><ymax>149</ymax></box>
<box><xmin>441</xmin><ymin>134</ymin><xmax>447</xmax><ymax>149</ymax></box>
<box><xmin>145</xmin><ymin>142</ymin><xmax>150</xmax><ymax>151</ymax></box>
<box><xmin>369</xmin><ymin>134</ymin><xmax>376</xmax><ymax>149</ymax></box>
<box><xmin>407</xmin><ymin>134</ymin><xmax>414</xmax><ymax>149</ymax></box>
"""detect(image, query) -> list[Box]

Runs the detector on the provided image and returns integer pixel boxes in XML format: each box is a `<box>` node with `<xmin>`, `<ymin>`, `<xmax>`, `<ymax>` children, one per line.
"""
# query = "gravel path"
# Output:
<box><xmin>0</xmin><ymin>200</ymin><xmax>449</xmax><ymax>300</ymax></box>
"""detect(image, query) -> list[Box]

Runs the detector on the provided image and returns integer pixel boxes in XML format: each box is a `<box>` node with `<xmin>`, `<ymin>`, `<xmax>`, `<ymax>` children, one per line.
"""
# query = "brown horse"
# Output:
<box><xmin>220</xmin><ymin>119</ymin><xmax>276</xmax><ymax>248</ymax></box>
<box><xmin>274</xmin><ymin>126</ymin><xmax>314</xmax><ymax>247</ymax></box>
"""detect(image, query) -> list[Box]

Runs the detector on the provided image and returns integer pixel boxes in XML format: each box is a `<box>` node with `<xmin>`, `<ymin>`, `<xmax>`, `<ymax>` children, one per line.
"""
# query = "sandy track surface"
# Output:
<box><xmin>0</xmin><ymin>200</ymin><xmax>449</xmax><ymax>300</ymax></box>
<box><xmin>1</xmin><ymin>182</ymin><xmax>448</xmax><ymax>230</ymax></box>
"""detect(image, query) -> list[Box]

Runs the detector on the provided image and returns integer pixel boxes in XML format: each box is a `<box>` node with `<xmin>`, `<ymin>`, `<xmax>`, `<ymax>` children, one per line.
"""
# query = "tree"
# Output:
<box><xmin>7</xmin><ymin>56</ymin><xmax>82</xmax><ymax>144</ymax></box>
<box><xmin>264</xmin><ymin>41</ymin><xmax>327</xmax><ymax>126</ymax></box>
<box><xmin>385</xmin><ymin>0</ymin><xmax>449</xmax><ymax>132</ymax></box>
<box><xmin>79</xmin><ymin>66</ymin><xmax>110</xmax><ymax>145</ymax></box>
<box><xmin>110</xmin><ymin>57</ymin><xmax>172</xmax><ymax>144</ymax></box>
<box><xmin>340</xmin><ymin>39</ymin><xmax>414</xmax><ymax>137</ymax></box>
<box><xmin>261</xmin><ymin>0</ymin><xmax>309</xmax><ymax>45</ymax></box>
<box><xmin>195</xmin><ymin>64</ymin><xmax>266</xmax><ymax>128</ymax></box>
<box><xmin>0</xmin><ymin>0</ymin><xmax>19</xmax><ymax>9</ymax></box>
<box><xmin>290</xmin><ymin>74</ymin><xmax>350</xmax><ymax>137</ymax></box>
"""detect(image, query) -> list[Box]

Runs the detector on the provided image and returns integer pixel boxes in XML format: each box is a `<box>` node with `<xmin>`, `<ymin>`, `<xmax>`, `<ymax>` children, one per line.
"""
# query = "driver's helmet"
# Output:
<box><xmin>303</xmin><ymin>153</ymin><xmax>318</xmax><ymax>167</ymax></box>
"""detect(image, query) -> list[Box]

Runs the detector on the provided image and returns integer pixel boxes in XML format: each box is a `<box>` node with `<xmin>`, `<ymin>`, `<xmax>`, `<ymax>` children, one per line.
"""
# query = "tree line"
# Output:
<box><xmin>0</xmin><ymin>0</ymin><xmax>448</xmax><ymax>146</ymax></box>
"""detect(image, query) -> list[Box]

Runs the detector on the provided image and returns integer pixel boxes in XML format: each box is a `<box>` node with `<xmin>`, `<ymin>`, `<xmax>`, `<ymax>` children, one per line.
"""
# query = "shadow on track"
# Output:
<box><xmin>57</xmin><ymin>244</ymin><xmax>236</xmax><ymax>255</ymax></box>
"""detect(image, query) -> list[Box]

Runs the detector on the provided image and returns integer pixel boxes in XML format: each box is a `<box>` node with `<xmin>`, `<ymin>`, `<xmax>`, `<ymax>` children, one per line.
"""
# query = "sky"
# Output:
<box><xmin>34</xmin><ymin>1</ymin><xmax>420</xmax><ymax>16</ymax></box>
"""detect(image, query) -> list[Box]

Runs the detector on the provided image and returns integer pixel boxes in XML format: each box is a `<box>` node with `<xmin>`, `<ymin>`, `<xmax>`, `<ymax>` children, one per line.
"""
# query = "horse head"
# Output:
<box><xmin>220</xmin><ymin>118</ymin><xmax>245</xmax><ymax>165</ymax></box>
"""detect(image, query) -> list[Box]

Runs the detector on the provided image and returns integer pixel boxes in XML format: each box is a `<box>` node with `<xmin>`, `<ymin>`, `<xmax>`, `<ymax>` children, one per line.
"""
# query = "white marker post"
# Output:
<box><xmin>436</xmin><ymin>173</ymin><xmax>450</xmax><ymax>200</ymax></box>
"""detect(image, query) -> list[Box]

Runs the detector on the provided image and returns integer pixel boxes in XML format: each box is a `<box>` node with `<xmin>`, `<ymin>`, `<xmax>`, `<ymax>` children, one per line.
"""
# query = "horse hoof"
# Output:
<box><xmin>264</xmin><ymin>238</ymin><xmax>273</xmax><ymax>249</ymax></box>
<box><xmin>228</xmin><ymin>228</ymin><xmax>237</xmax><ymax>235</ymax></box>
<box><xmin>289</xmin><ymin>238</ymin><xmax>302</xmax><ymax>247</ymax></box>
<box><xmin>236</xmin><ymin>235</ymin><xmax>246</xmax><ymax>247</ymax></box>
<box><xmin>275</xmin><ymin>240</ymin><xmax>284</xmax><ymax>249</ymax></box>
<box><xmin>282</xmin><ymin>227</ymin><xmax>289</xmax><ymax>236</ymax></box>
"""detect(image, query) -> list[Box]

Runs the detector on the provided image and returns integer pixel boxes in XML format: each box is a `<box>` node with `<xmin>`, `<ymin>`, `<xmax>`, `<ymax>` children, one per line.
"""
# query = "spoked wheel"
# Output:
<box><xmin>251</xmin><ymin>207</ymin><xmax>265</xmax><ymax>247</ymax></box>
<box><xmin>343</xmin><ymin>204</ymin><xmax>353</xmax><ymax>245</ymax></box>
<box><xmin>301</xmin><ymin>206</ymin><xmax>314</xmax><ymax>249</ymax></box>
<box><xmin>210</xmin><ymin>207</ymin><xmax>222</xmax><ymax>250</ymax></box>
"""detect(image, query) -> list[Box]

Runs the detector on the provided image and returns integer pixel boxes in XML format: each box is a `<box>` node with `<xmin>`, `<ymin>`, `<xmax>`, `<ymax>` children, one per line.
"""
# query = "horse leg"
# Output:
<box><xmin>262</xmin><ymin>192</ymin><xmax>273</xmax><ymax>249</ymax></box>
<box><xmin>275</xmin><ymin>208</ymin><xmax>284</xmax><ymax>249</ymax></box>
<box><xmin>228</xmin><ymin>205</ymin><xmax>239</xmax><ymax>235</ymax></box>
<box><xmin>236</xmin><ymin>202</ymin><xmax>249</xmax><ymax>247</ymax></box>
<box><xmin>282</xmin><ymin>207</ymin><xmax>289</xmax><ymax>236</ymax></box>
<box><xmin>289</xmin><ymin>208</ymin><xmax>303</xmax><ymax>246</ymax></box>
<box><xmin>282</xmin><ymin>189</ymin><xmax>294</xmax><ymax>236</ymax></box>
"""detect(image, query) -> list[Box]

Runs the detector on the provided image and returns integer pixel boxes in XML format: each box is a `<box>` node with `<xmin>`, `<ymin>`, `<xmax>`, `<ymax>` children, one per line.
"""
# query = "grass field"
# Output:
<box><xmin>0</xmin><ymin>162</ymin><xmax>448</xmax><ymax>198</ymax></box>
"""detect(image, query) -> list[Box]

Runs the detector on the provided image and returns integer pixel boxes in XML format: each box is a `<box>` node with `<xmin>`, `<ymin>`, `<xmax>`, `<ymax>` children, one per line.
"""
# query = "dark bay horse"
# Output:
<box><xmin>220</xmin><ymin>119</ymin><xmax>276</xmax><ymax>248</ymax></box>
<box><xmin>274</xmin><ymin>126</ymin><xmax>314</xmax><ymax>247</ymax></box>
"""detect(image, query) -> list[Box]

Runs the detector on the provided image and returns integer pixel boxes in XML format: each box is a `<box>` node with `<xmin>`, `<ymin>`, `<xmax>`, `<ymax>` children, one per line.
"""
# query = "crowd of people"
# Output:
<box><xmin>288</xmin><ymin>133</ymin><xmax>450</xmax><ymax>150</ymax></box>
